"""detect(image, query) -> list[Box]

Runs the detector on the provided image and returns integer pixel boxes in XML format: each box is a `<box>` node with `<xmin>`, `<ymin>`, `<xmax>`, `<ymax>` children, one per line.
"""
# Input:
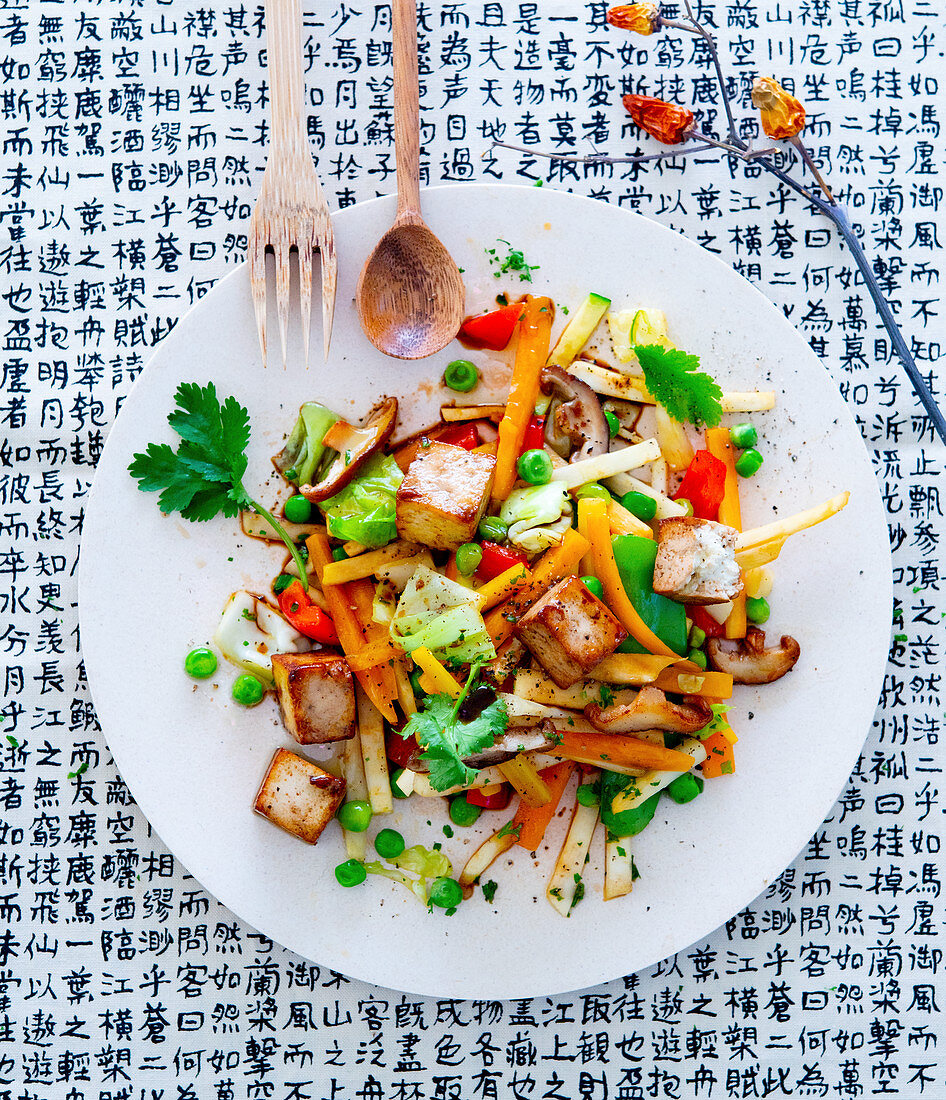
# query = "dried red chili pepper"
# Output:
<box><xmin>622</xmin><ymin>94</ymin><xmax>695</xmax><ymax>146</ymax></box>
<box><xmin>606</xmin><ymin>3</ymin><xmax>660</xmax><ymax>34</ymax></box>
<box><xmin>751</xmin><ymin>77</ymin><xmax>806</xmax><ymax>140</ymax></box>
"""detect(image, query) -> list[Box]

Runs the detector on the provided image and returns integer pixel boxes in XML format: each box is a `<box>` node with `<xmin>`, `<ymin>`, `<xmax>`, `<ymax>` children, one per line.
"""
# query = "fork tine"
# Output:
<box><xmin>274</xmin><ymin>239</ymin><xmax>291</xmax><ymax>370</ymax></box>
<box><xmin>249</xmin><ymin>235</ymin><xmax>268</xmax><ymax>368</ymax></box>
<box><xmin>320</xmin><ymin>239</ymin><xmax>337</xmax><ymax>362</ymax></box>
<box><xmin>297</xmin><ymin>242</ymin><xmax>313</xmax><ymax>369</ymax></box>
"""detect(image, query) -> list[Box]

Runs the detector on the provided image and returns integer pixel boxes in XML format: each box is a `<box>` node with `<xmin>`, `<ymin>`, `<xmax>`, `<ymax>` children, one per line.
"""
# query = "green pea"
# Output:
<box><xmin>688</xmin><ymin>622</ymin><xmax>707</xmax><ymax>649</ymax></box>
<box><xmin>231</xmin><ymin>674</ymin><xmax>264</xmax><ymax>706</ymax></box>
<box><xmin>735</xmin><ymin>448</ymin><xmax>763</xmax><ymax>478</ymax></box>
<box><xmin>580</xmin><ymin>575</ymin><xmax>604</xmax><ymax>600</ymax></box>
<box><xmin>746</xmin><ymin>596</ymin><xmax>771</xmax><ymax>623</ymax></box>
<box><xmin>619</xmin><ymin>491</ymin><xmax>657</xmax><ymax>522</ymax></box>
<box><xmin>284</xmin><ymin>495</ymin><xmax>312</xmax><ymax>523</ymax></box>
<box><xmin>517</xmin><ymin>448</ymin><xmax>553</xmax><ymax>485</ymax></box>
<box><xmin>272</xmin><ymin>573</ymin><xmax>295</xmax><ymax>595</ymax></box>
<box><xmin>184</xmin><ymin>646</ymin><xmax>217</xmax><ymax>679</ymax></box>
<box><xmin>573</xmin><ymin>482</ymin><xmax>611</xmax><ymax>501</ymax></box>
<box><xmin>677</xmin><ymin>497</ymin><xmax>694</xmax><ymax>517</ymax></box>
<box><xmin>374</xmin><ymin>828</ymin><xmax>405</xmax><ymax>859</ymax></box>
<box><xmin>576</xmin><ymin>783</ymin><xmax>599</xmax><ymax>807</ymax></box>
<box><xmin>730</xmin><ymin>422</ymin><xmax>758</xmax><ymax>449</ymax></box>
<box><xmin>429</xmin><ymin>876</ymin><xmax>463</xmax><ymax>909</ymax></box>
<box><xmin>665</xmin><ymin>772</ymin><xmax>704</xmax><ymax>804</ymax></box>
<box><xmin>449</xmin><ymin>796</ymin><xmax>482</xmax><ymax>827</ymax></box>
<box><xmin>332</xmin><ymin>546</ymin><xmax>349</xmax><ymax>562</ymax></box>
<box><xmin>456</xmin><ymin>542</ymin><xmax>483</xmax><ymax>576</ymax></box>
<box><xmin>334</xmin><ymin>859</ymin><xmax>367</xmax><ymax>887</ymax></box>
<box><xmin>337</xmin><ymin>799</ymin><xmax>372</xmax><ymax>833</ymax></box>
<box><xmin>686</xmin><ymin>647</ymin><xmax>708</xmax><ymax>669</ymax></box>
<box><xmin>478</xmin><ymin>516</ymin><xmax>508</xmax><ymax>542</ymax></box>
<box><xmin>390</xmin><ymin>768</ymin><xmax>411</xmax><ymax>799</ymax></box>
<box><xmin>443</xmin><ymin>359</ymin><xmax>479</xmax><ymax>393</ymax></box>
<box><xmin>605</xmin><ymin>410</ymin><xmax>620</xmax><ymax>438</ymax></box>
<box><xmin>283</xmin><ymin>466</ymin><xmax>298</xmax><ymax>482</ymax></box>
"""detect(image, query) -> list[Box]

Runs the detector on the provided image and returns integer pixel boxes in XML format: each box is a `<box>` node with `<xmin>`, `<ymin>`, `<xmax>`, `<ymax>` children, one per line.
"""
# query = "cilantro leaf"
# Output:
<box><xmin>634</xmin><ymin>343</ymin><xmax>723</xmax><ymax>428</ymax></box>
<box><xmin>129</xmin><ymin>382</ymin><xmax>307</xmax><ymax>583</ymax></box>
<box><xmin>400</xmin><ymin>681</ymin><xmax>508</xmax><ymax>793</ymax></box>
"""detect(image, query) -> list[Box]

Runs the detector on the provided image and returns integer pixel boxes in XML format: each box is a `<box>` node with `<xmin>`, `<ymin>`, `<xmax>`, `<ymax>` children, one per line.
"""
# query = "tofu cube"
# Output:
<box><xmin>271</xmin><ymin>653</ymin><xmax>356</xmax><ymax>745</ymax></box>
<box><xmin>516</xmin><ymin>575</ymin><xmax>628</xmax><ymax>688</ymax></box>
<box><xmin>652</xmin><ymin>517</ymin><xmax>742</xmax><ymax>605</ymax></box>
<box><xmin>254</xmin><ymin>748</ymin><xmax>346</xmax><ymax>845</ymax></box>
<box><xmin>396</xmin><ymin>441</ymin><xmax>495</xmax><ymax>551</ymax></box>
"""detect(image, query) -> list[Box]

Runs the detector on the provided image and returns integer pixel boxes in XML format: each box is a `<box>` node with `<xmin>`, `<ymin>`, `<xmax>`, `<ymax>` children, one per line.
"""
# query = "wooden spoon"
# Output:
<box><xmin>356</xmin><ymin>0</ymin><xmax>465</xmax><ymax>359</ymax></box>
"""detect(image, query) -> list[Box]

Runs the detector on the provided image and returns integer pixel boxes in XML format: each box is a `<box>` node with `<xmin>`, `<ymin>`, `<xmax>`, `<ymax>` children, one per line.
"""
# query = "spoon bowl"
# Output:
<box><xmin>357</xmin><ymin>217</ymin><xmax>465</xmax><ymax>359</ymax></box>
<box><xmin>355</xmin><ymin>0</ymin><xmax>464</xmax><ymax>359</ymax></box>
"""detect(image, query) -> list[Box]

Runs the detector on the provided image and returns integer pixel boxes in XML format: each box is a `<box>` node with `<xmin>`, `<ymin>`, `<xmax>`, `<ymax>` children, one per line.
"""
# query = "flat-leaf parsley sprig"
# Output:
<box><xmin>399</xmin><ymin>662</ymin><xmax>509</xmax><ymax>792</ymax></box>
<box><xmin>634</xmin><ymin>343</ymin><xmax>723</xmax><ymax>428</ymax></box>
<box><xmin>129</xmin><ymin>381</ymin><xmax>310</xmax><ymax>587</ymax></box>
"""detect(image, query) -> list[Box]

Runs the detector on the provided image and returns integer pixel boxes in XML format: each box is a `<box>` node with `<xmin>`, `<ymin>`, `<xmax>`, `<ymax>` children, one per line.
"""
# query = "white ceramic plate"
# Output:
<box><xmin>80</xmin><ymin>184</ymin><xmax>890</xmax><ymax>999</ymax></box>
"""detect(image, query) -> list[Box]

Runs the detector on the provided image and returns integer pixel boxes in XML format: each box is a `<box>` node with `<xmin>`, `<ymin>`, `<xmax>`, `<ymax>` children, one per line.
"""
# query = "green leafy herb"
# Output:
<box><xmin>634</xmin><ymin>344</ymin><xmax>723</xmax><ymax>428</ymax></box>
<box><xmin>497</xmin><ymin>820</ymin><xmax>523</xmax><ymax>840</ymax></box>
<box><xmin>599</xmin><ymin>684</ymin><xmax>615</xmax><ymax>708</ymax></box>
<box><xmin>697</xmin><ymin>702</ymin><xmax>732</xmax><ymax>740</ymax></box>
<box><xmin>488</xmin><ymin>239</ymin><xmax>539</xmax><ymax>283</ymax></box>
<box><xmin>129</xmin><ymin>382</ymin><xmax>309</xmax><ymax>586</ymax></box>
<box><xmin>68</xmin><ymin>760</ymin><xmax>89</xmax><ymax>779</ymax></box>
<box><xmin>5</xmin><ymin>735</ymin><xmax>19</xmax><ymax>748</ymax></box>
<box><xmin>482</xmin><ymin>880</ymin><xmax>498</xmax><ymax>903</ymax></box>
<box><xmin>400</xmin><ymin>665</ymin><xmax>508</xmax><ymax>792</ymax></box>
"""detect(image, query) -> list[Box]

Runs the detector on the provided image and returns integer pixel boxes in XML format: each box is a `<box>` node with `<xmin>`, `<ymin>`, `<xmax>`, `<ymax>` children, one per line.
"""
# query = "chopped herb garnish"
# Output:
<box><xmin>487</xmin><ymin>239</ymin><xmax>539</xmax><ymax>283</ymax></box>
<box><xmin>599</xmin><ymin>684</ymin><xmax>615</xmax><ymax>708</ymax></box>
<box><xmin>67</xmin><ymin>761</ymin><xmax>90</xmax><ymax>779</ymax></box>
<box><xmin>497</xmin><ymin>820</ymin><xmax>522</xmax><ymax>840</ymax></box>
<box><xmin>482</xmin><ymin>880</ymin><xmax>498</xmax><ymax>903</ymax></box>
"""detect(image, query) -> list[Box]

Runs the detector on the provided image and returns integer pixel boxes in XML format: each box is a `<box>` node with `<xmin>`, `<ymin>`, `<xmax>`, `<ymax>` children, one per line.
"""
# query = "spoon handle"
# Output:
<box><xmin>393</xmin><ymin>0</ymin><xmax>422</xmax><ymax>221</ymax></box>
<box><xmin>265</xmin><ymin>0</ymin><xmax>308</xmax><ymax>156</ymax></box>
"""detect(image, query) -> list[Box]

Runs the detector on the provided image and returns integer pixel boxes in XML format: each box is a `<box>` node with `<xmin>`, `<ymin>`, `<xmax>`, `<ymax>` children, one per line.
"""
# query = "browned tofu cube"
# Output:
<box><xmin>396</xmin><ymin>441</ymin><xmax>495</xmax><ymax>551</ymax></box>
<box><xmin>272</xmin><ymin>653</ymin><xmax>355</xmax><ymax>745</ymax></box>
<box><xmin>652</xmin><ymin>517</ymin><xmax>742</xmax><ymax>605</ymax></box>
<box><xmin>253</xmin><ymin>748</ymin><xmax>346</xmax><ymax>845</ymax></box>
<box><xmin>515</xmin><ymin>575</ymin><xmax>628</xmax><ymax>688</ymax></box>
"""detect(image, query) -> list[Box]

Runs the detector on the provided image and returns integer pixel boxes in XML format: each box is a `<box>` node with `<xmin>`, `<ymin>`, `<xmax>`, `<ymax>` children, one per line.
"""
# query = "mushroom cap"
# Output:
<box><xmin>707</xmin><ymin>627</ymin><xmax>801</xmax><ymax>684</ymax></box>
<box><xmin>585</xmin><ymin>684</ymin><xmax>712</xmax><ymax>734</ymax></box>
<box><xmin>540</xmin><ymin>364</ymin><xmax>610</xmax><ymax>462</ymax></box>
<box><xmin>300</xmin><ymin>396</ymin><xmax>398</xmax><ymax>502</ymax></box>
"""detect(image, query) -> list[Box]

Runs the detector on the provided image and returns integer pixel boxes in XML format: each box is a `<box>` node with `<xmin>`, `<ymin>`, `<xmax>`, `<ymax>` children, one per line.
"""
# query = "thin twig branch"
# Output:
<box><xmin>490</xmin><ymin>139</ymin><xmax>717</xmax><ymax>166</ymax></box>
<box><xmin>682</xmin><ymin>0</ymin><xmax>742</xmax><ymax>148</ymax></box>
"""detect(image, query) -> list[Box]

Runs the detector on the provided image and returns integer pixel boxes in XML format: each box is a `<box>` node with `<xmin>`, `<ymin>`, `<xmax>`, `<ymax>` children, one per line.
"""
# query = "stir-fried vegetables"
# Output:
<box><xmin>141</xmin><ymin>283</ymin><xmax>851</xmax><ymax>920</ymax></box>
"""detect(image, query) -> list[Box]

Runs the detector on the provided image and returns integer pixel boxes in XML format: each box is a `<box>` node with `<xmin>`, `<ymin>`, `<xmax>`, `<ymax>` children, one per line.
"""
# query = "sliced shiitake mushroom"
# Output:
<box><xmin>300</xmin><ymin>396</ymin><xmax>398</xmax><ymax>503</ymax></box>
<box><xmin>585</xmin><ymin>685</ymin><xmax>712</xmax><ymax>734</ymax></box>
<box><xmin>540</xmin><ymin>365</ymin><xmax>610</xmax><ymax>461</ymax></box>
<box><xmin>706</xmin><ymin>627</ymin><xmax>800</xmax><ymax>684</ymax></box>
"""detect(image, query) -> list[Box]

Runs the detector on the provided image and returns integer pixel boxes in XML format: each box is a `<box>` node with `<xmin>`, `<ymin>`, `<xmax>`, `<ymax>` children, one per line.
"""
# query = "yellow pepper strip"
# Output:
<box><xmin>608</xmin><ymin>499</ymin><xmax>653</xmax><ymax>538</ymax></box>
<box><xmin>344</xmin><ymin>576</ymin><xmax>400</xmax><ymax>718</ymax></box>
<box><xmin>483</xmin><ymin>528</ymin><xmax>590</xmax><ymax>648</ymax></box>
<box><xmin>735</xmin><ymin>537</ymin><xmax>787</xmax><ymax>573</ymax></box>
<box><xmin>322</xmin><ymin>541</ymin><xmax>423</xmax><ymax>586</ymax></box>
<box><xmin>475</xmin><ymin>564</ymin><xmax>532</xmax><ymax>611</ymax></box>
<box><xmin>473</xmin><ymin>440</ymin><xmax>498</xmax><ymax>456</ymax></box>
<box><xmin>491</xmin><ymin>296</ymin><xmax>554</xmax><ymax>505</ymax></box>
<box><xmin>705</xmin><ymin>426</ymin><xmax>746</xmax><ymax>639</ymax></box>
<box><xmin>576</xmin><ymin>494</ymin><xmax>595</xmax><ymax>577</ymax></box>
<box><xmin>497</xmin><ymin>753</ymin><xmax>552</xmax><ymax>808</ymax></box>
<box><xmin>307</xmin><ymin>532</ymin><xmax>397</xmax><ymax>722</ymax></box>
<box><xmin>579</xmin><ymin>498</ymin><xmax>681</xmax><ymax>658</ymax></box>
<box><xmin>411</xmin><ymin>646</ymin><xmax>462</xmax><ymax>699</ymax></box>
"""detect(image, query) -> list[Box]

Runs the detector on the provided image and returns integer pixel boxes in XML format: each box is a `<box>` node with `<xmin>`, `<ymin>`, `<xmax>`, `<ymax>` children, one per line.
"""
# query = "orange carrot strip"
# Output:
<box><xmin>345</xmin><ymin>581</ymin><xmax>399</xmax><ymax>717</ymax></box>
<box><xmin>307</xmin><ymin>533</ymin><xmax>397</xmax><ymax>722</ymax></box>
<box><xmin>579</xmin><ymin>497</ymin><xmax>680</xmax><ymax>658</ymax></box>
<box><xmin>705</xmin><ymin>427</ymin><xmax>746</xmax><ymax>639</ymax></box>
<box><xmin>483</xmin><ymin>528</ymin><xmax>590</xmax><ymax>647</ymax></box>
<box><xmin>345</xmin><ymin>636</ymin><xmax>403</xmax><ymax>672</ymax></box>
<box><xmin>491</xmin><ymin>296</ymin><xmax>554</xmax><ymax>504</ymax></box>
<box><xmin>700</xmin><ymin>729</ymin><xmax>736</xmax><ymax>778</ymax></box>
<box><xmin>513</xmin><ymin>761</ymin><xmax>575</xmax><ymax>850</ymax></box>
<box><xmin>550</xmin><ymin>728</ymin><xmax>694</xmax><ymax>773</ymax></box>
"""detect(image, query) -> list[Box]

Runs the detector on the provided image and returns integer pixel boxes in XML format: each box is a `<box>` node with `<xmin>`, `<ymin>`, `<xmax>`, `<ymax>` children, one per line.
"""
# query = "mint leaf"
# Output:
<box><xmin>634</xmin><ymin>343</ymin><xmax>723</xmax><ymax>427</ymax></box>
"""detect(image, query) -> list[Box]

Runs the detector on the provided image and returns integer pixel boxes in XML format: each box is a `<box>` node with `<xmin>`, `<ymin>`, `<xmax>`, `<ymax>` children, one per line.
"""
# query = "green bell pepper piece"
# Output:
<box><xmin>599</xmin><ymin>769</ymin><xmax>661</xmax><ymax>837</ymax></box>
<box><xmin>611</xmin><ymin>534</ymin><xmax>688</xmax><ymax>655</ymax></box>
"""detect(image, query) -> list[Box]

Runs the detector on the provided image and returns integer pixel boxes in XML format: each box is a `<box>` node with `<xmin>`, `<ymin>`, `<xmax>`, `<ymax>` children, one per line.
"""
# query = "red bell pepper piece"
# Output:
<box><xmin>459</xmin><ymin>303</ymin><xmax>525</xmax><ymax>351</ymax></box>
<box><xmin>475</xmin><ymin>541</ymin><xmax>528</xmax><ymax>582</ymax></box>
<box><xmin>277</xmin><ymin>580</ymin><xmax>339</xmax><ymax>645</ymax></box>
<box><xmin>466</xmin><ymin>784</ymin><xmax>512</xmax><ymax>810</ymax></box>
<box><xmin>673</xmin><ymin>449</ymin><xmax>727</xmax><ymax>521</ymax></box>
<box><xmin>387</xmin><ymin>728</ymin><xmax>420</xmax><ymax>769</ymax></box>
<box><xmin>688</xmin><ymin>604</ymin><xmax>726</xmax><ymax>639</ymax></box>
<box><xmin>519</xmin><ymin>415</ymin><xmax>545</xmax><ymax>455</ymax></box>
<box><xmin>434</xmin><ymin>423</ymin><xmax>480</xmax><ymax>450</ymax></box>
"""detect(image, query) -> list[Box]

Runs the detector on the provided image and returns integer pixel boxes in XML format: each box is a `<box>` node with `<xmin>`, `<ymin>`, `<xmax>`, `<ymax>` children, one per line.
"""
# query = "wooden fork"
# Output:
<box><xmin>249</xmin><ymin>0</ymin><xmax>336</xmax><ymax>366</ymax></box>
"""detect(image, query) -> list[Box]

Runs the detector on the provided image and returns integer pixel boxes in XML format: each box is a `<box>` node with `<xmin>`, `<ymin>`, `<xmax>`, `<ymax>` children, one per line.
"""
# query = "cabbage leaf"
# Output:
<box><xmin>318</xmin><ymin>453</ymin><xmax>402</xmax><ymax>548</ymax></box>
